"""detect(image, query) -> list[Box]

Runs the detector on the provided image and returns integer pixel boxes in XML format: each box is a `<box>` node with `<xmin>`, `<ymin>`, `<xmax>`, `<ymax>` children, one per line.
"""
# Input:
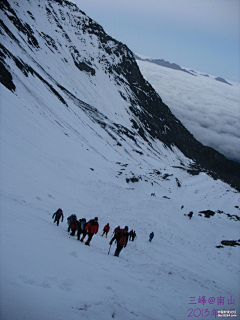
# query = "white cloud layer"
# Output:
<box><xmin>137</xmin><ymin>60</ymin><xmax>240</xmax><ymax>162</ymax></box>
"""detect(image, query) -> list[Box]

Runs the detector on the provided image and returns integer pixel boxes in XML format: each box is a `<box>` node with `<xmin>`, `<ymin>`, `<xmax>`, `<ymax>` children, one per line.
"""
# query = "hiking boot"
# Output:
<box><xmin>114</xmin><ymin>251</ymin><xmax>119</xmax><ymax>256</ymax></box>
<box><xmin>85</xmin><ymin>242</ymin><xmax>90</xmax><ymax>246</ymax></box>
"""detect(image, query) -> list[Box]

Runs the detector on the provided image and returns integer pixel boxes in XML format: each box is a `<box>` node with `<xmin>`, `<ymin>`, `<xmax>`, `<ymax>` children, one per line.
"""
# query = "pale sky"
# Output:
<box><xmin>71</xmin><ymin>0</ymin><xmax>240</xmax><ymax>82</ymax></box>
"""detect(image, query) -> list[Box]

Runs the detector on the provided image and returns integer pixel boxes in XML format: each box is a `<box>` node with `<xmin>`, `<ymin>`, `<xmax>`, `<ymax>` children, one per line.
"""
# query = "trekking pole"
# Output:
<box><xmin>108</xmin><ymin>244</ymin><xmax>111</xmax><ymax>255</ymax></box>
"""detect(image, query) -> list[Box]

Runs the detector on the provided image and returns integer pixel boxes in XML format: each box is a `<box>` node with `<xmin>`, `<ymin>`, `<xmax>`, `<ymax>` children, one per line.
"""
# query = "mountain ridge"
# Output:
<box><xmin>134</xmin><ymin>53</ymin><xmax>233</xmax><ymax>85</ymax></box>
<box><xmin>0</xmin><ymin>0</ymin><xmax>240</xmax><ymax>191</ymax></box>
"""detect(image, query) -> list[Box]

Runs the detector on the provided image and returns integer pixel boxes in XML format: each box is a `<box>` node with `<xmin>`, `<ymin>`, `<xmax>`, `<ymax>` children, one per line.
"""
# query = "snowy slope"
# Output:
<box><xmin>0</xmin><ymin>1</ymin><xmax>240</xmax><ymax>319</ymax></box>
<box><xmin>1</xmin><ymin>84</ymin><xmax>239</xmax><ymax>319</ymax></box>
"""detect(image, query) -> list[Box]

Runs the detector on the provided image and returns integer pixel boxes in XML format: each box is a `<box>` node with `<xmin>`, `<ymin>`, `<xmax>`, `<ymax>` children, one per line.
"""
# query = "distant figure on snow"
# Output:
<box><xmin>80</xmin><ymin>217</ymin><xmax>99</xmax><ymax>246</ymax></box>
<box><xmin>149</xmin><ymin>232</ymin><xmax>154</xmax><ymax>242</ymax></box>
<box><xmin>52</xmin><ymin>208</ymin><xmax>64</xmax><ymax>226</ymax></box>
<box><xmin>101</xmin><ymin>223</ymin><xmax>110</xmax><ymax>238</ymax></box>
<box><xmin>188</xmin><ymin>211</ymin><xmax>193</xmax><ymax>219</ymax></box>
<box><xmin>109</xmin><ymin>226</ymin><xmax>129</xmax><ymax>257</ymax></box>
<box><xmin>77</xmin><ymin>218</ymin><xmax>86</xmax><ymax>240</ymax></box>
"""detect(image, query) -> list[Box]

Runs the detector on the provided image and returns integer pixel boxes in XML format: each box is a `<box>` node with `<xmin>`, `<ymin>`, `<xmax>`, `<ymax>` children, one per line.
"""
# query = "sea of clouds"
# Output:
<box><xmin>137</xmin><ymin>60</ymin><xmax>240</xmax><ymax>163</ymax></box>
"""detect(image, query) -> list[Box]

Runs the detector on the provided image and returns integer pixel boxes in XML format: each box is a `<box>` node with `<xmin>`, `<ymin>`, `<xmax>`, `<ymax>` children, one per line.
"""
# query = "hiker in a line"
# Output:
<box><xmin>129</xmin><ymin>230</ymin><xmax>136</xmax><ymax>241</ymax></box>
<box><xmin>113</xmin><ymin>226</ymin><xmax>120</xmax><ymax>236</ymax></box>
<box><xmin>188</xmin><ymin>211</ymin><xmax>193</xmax><ymax>219</ymax></box>
<box><xmin>80</xmin><ymin>217</ymin><xmax>99</xmax><ymax>246</ymax></box>
<box><xmin>67</xmin><ymin>214</ymin><xmax>77</xmax><ymax>232</ymax></box>
<box><xmin>149</xmin><ymin>232</ymin><xmax>154</xmax><ymax>242</ymax></box>
<box><xmin>52</xmin><ymin>208</ymin><xmax>64</xmax><ymax>226</ymax></box>
<box><xmin>129</xmin><ymin>229</ymin><xmax>134</xmax><ymax>240</ymax></box>
<box><xmin>132</xmin><ymin>230</ymin><xmax>136</xmax><ymax>241</ymax></box>
<box><xmin>69</xmin><ymin>218</ymin><xmax>78</xmax><ymax>236</ymax></box>
<box><xmin>109</xmin><ymin>226</ymin><xmax>129</xmax><ymax>257</ymax></box>
<box><xmin>77</xmin><ymin>218</ymin><xmax>86</xmax><ymax>240</ymax></box>
<box><xmin>101</xmin><ymin>223</ymin><xmax>110</xmax><ymax>238</ymax></box>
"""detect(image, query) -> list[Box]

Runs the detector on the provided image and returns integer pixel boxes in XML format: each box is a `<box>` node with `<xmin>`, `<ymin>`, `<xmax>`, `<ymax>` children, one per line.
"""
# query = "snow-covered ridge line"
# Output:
<box><xmin>135</xmin><ymin>53</ymin><xmax>237</xmax><ymax>85</ymax></box>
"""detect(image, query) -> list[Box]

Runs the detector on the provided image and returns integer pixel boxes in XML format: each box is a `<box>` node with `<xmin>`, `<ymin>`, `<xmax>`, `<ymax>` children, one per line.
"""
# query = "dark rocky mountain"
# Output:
<box><xmin>1</xmin><ymin>0</ymin><xmax>239</xmax><ymax>191</ymax></box>
<box><xmin>215</xmin><ymin>77</ymin><xmax>232</xmax><ymax>85</ymax></box>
